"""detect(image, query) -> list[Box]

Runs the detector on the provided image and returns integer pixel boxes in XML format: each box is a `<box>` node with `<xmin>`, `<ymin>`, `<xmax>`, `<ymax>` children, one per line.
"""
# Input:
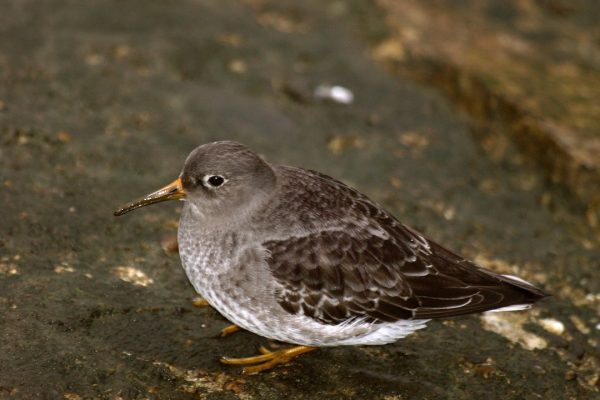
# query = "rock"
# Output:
<box><xmin>0</xmin><ymin>0</ymin><xmax>598</xmax><ymax>398</ymax></box>
<box><xmin>375</xmin><ymin>0</ymin><xmax>600</xmax><ymax>222</ymax></box>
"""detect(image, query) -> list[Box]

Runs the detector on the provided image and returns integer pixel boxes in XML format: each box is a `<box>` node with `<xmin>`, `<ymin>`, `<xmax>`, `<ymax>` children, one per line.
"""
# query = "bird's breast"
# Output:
<box><xmin>179</xmin><ymin>225</ymin><xmax>237</xmax><ymax>280</ymax></box>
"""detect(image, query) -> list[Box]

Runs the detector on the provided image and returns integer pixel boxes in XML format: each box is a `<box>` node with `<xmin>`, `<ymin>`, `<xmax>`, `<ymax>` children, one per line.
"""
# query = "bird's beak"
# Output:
<box><xmin>113</xmin><ymin>177</ymin><xmax>185</xmax><ymax>216</ymax></box>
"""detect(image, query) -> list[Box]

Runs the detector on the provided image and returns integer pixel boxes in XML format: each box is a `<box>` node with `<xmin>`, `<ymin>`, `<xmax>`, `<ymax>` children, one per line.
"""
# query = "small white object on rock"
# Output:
<box><xmin>539</xmin><ymin>318</ymin><xmax>565</xmax><ymax>335</ymax></box>
<box><xmin>112</xmin><ymin>266</ymin><xmax>153</xmax><ymax>287</ymax></box>
<box><xmin>481</xmin><ymin>313</ymin><xmax>547</xmax><ymax>350</ymax></box>
<box><xmin>54</xmin><ymin>265</ymin><xmax>75</xmax><ymax>274</ymax></box>
<box><xmin>0</xmin><ymin>262</ymin><xmax>18</xmax><ymax>276</ymax></box>
<box><xmin>314</xmin><ymin>85</ymin><xmax>354</xmax><ymax>104</ymax></box>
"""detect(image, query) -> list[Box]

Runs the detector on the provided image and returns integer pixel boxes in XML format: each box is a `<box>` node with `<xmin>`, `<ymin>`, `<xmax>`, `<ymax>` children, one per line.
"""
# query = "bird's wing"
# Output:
<box><xmin>263</xmin><ymin>174</ymin><xmax>546</xmax><ymax>324</ymax></box>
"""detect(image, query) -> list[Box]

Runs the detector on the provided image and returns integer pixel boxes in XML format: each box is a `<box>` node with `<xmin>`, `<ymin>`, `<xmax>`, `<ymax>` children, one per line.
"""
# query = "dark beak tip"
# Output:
<box><xmin>113</xmin><ymin>204</ymin><xmax>134</xmax><ymax>216</ymax></box>
<box><xmin>113</xmin><ymin>178</ymin><xmax>184</xmax><ymax>218</ymax></box>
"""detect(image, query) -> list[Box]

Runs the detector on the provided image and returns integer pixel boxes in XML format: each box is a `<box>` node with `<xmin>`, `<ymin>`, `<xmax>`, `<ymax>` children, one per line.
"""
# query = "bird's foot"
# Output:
<box><xmin>220</xmin><ymin>345</ymin><xmax>316</xmax><ymax>374</ymax></box>
<box><xmin>220</xmin><ymin>324</ymin><xmax>241</xmax><ymax>337</ymax></box>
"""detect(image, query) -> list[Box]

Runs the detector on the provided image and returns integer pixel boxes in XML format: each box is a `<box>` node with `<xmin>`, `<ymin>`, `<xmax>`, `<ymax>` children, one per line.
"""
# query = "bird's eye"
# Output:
<box><xmin>205</xmin><ymin>175</ymin><xmax>225</xmax><ymax>188</ymax></box>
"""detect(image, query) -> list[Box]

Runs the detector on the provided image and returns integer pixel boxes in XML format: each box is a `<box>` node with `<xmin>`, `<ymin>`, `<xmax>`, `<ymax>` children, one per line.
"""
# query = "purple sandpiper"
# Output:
<box><xmin>114</xmin><ymin>141</ymin><xmax>548</xmax><ymax>374</ymax></box>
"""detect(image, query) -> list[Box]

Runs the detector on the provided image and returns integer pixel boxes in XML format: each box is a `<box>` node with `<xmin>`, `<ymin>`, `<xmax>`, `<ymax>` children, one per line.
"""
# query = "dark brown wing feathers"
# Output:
<box><xmin>265</xmin><ymin>167</ymin><xmax>548</xmax><ymax>325</ymax></box>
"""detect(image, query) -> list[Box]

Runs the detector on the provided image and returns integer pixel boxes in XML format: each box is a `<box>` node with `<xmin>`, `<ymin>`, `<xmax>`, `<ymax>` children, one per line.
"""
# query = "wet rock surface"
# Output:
<box><xmin>374</xmin><ymin>0</ymin><xmax>600</xmax><ymax>220</ymax></box>
<box><xmin>0</xmin><ymin>0</ymin><xmax>599</xmax><ymax>399</ymax></box>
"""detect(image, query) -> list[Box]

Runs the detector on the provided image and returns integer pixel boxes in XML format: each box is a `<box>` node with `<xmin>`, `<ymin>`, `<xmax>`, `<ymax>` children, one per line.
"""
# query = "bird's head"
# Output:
<box><xmin>114</xmin><ymin>141</ymin><xmax>277</xmax><ymax>222</ymax></box>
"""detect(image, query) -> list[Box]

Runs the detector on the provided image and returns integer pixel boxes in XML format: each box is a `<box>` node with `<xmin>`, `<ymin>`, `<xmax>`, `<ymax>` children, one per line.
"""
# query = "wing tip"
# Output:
<box><xmin>484</xmin><ymin>303</ymin><xmax>532</xmax><ymax>313</ymax></box>
<box><xmin>500</xmin><ymin>274</ymin><xmax>551</xmax><ymax>300</ymax></box>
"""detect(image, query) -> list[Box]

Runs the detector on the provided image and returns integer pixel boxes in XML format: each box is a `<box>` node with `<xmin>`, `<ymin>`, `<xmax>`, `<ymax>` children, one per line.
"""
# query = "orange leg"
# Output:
<box><xmin>220</xmin><ymin>345</ymin><xmax>317</xmax><ymax>374</ymax></box>
<box><xmin>220</xmin><ymin>324</ymin><xmax>241</xmax><ymax>337</ymax></box>
<box><xmin>192</xmin><ymin>297</ymin><xmax>210</xmax><ymax>307</ymax></box>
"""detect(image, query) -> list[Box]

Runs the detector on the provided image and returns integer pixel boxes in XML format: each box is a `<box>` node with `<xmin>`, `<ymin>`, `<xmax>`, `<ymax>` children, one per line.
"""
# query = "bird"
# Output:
<box><xmin>114</xmin><ymin>140</ymin><xmax>549</xmax><ymax>374</ymax></box>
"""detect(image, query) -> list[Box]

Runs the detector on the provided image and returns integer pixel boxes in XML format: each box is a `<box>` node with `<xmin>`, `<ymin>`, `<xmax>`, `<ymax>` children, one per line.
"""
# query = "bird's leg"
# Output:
<box><xmin>192</xmin><ymin>297</ymin><xmax>210</xmax><ymax>307</ymax></box>
<box><xmin>192</xmin><ymin>298</ymin><xmax>242</xmax><ymax>337</ymax></box>
<box><xmin>220</xmin><ymin>345</ymin><xmax>317</xmax><ymax>374</ymax></box>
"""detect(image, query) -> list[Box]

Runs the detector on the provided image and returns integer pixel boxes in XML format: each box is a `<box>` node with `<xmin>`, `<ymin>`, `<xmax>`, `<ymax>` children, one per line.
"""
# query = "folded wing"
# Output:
<box><xmin>264</xmin><ymin>202</ymin><xmax>547</xmax><ymax>325</ymax></box>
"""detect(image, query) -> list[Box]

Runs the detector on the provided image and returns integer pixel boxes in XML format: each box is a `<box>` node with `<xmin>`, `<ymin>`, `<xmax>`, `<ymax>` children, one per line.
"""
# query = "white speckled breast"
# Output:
<box><xmin>177</xmin><ymin>202</ymin><xmax>283</xmax><ymax>339</ymax></box>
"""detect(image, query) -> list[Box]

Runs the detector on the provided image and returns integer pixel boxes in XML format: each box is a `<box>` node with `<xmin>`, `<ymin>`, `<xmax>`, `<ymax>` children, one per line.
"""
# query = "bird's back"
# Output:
<box><xmin>259</xmin><ymin>165</ymin><xmax>548</xmax><ymax>326</ymax></box>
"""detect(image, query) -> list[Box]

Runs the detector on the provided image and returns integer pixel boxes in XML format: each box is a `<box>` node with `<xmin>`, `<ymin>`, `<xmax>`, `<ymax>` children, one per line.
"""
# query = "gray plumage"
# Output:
<box><xmin>170</xmin><ymin>141</ymin><xmax>547</xmax><ymax>346</ymax></box>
